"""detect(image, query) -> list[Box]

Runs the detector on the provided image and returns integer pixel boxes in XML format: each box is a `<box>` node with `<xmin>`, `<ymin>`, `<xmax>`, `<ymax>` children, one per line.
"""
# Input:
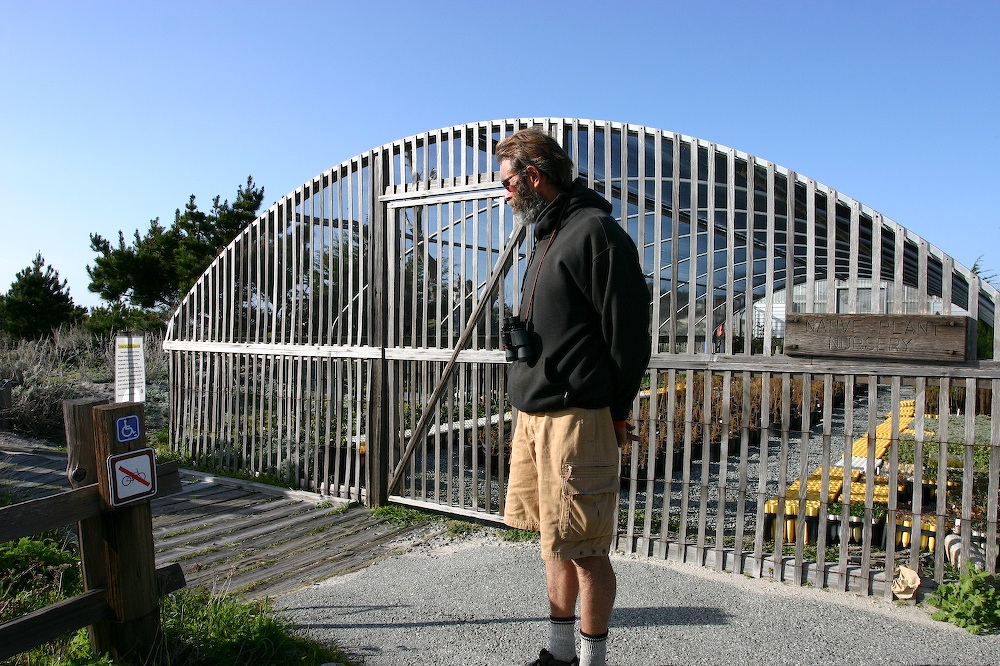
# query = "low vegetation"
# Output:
<box><xmin>928</xmin><ymin>566</ymin><xmax>1000</xmax><ymax>634</ymax></box>
<box><xmin>500</xmin><ymin>528</ymin><xmax>539</xmax><ymax>543</ymax></box>
<box><xmin>0</xmin><ymin>326</ymin><xmax>168</xmax><ymax>441</ymax></box>
<box><xmin>897</xmin><ymin>413</ymin><xmax>994</xmax><ymax>531</ymax></box>
<box><xmin>371</xmin><ymin>503</ymin><xmax>440</xmax><ymax>527</ymax></box>
<box><xmin>154</xmin><ymin>588</ymin><xmax>355</xmax><ymax>665</ymax></box>
<box><xmin>371</xmin><ymin>503</ymin><xmax>492</xmax><ymax>540</ymax></box>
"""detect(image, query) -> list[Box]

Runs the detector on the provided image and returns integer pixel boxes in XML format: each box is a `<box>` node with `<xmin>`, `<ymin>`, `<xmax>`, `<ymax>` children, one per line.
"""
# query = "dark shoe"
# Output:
<box><xmin>525</xmin><ymin>648</ymin><xmax>579</xmax><ymax>666</ymax></box>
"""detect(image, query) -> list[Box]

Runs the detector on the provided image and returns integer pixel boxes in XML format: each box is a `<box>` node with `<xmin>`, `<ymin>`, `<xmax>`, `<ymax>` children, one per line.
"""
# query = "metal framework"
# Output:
<box><xmin>165</xmin><ymin>118</ymin><xmax>1000</xmax><ymax>596</ymax></box>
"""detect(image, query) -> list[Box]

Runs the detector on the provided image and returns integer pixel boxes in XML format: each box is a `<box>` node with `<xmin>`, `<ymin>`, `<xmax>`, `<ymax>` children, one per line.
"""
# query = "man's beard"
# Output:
<box><xmin>511</xmin><ymin>178</ymin><xmax>547</xmax><ymax>226</ymax></box>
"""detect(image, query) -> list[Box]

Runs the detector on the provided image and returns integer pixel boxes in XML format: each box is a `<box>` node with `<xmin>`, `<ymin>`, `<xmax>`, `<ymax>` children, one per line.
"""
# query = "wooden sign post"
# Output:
<box><xmin>92</xmin><ymin>401</ymin><xmax>162</xmax><ymax>663</ymax></box>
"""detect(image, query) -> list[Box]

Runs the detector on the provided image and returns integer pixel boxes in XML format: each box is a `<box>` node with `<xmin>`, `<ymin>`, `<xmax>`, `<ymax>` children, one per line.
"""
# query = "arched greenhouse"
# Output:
<box><xmin>165</xmin><ymin>118</ymin><xmax>1000</xmax><ymax>596</ymax></box>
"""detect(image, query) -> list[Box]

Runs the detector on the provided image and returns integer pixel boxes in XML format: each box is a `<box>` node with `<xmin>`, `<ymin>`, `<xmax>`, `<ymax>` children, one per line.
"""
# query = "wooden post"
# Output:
<box><xmin>65</xmin><ymin>398</ymin><xmax>111</xmax><ymax>487</ymax></box>
<box><xmin>367</xmin><ymin>151</ymin><xmax>390</xmax><ymax>506</ymax></box>
<box><xmin>0</xmin><ymin>380</ymin><xmax>12</xmax><ymax>429</ymax></box>
<box><xmin>92</xmin><ymin>401</ymin><xmax>162</xmax><ymax>664</ymax></box>
<box><xmin>63</xmin><ymin>397</ymin><xmax>112</xmax><ymax>655</ymax></box>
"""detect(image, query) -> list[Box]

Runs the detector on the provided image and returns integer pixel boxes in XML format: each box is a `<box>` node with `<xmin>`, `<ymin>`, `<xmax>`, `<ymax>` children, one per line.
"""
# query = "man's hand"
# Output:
<box><xmin>614</xmin><ymin>421</ymin><xmax>638</xmax><ymax>448</ymax></box>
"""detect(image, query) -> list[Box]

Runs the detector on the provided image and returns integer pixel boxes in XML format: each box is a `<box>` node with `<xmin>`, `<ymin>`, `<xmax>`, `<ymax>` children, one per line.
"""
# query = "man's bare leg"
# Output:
<box><xmin>544</xmin><ymin>556</ymin><xmax>616</xmax><ymax>664</ymax></box>
<box><xmin>570</xmin><ymin>555</ymin><xmax>616</xmax><ymax>635</ymax></box>
<box><xmin>545</xmin><ymin>556</ymin><xmax>615</xmax><ymax>665</ymax></box>
<box><xmin>543</xmin><ymin>559</ymin><xmax>580</xmax><ymax>661</ymax></box>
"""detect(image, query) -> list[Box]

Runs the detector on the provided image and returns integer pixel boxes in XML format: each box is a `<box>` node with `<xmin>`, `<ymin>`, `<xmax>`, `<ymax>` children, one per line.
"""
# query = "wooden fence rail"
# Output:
<box><xmin>0</xmin><ymin>399</ymin><xmax>185</xmax><ymax>664</ymax></box>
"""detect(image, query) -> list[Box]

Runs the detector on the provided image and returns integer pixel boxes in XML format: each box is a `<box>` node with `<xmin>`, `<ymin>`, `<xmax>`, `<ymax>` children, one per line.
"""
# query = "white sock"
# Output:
<box><xmin>579</xmin><ymin>630</ymin><xmax>607</xmax><ymax>666</ymax></box>
<box><xmin>548</xmin><ymin>615</ymin><xmax>577</xmax><ymax>662</ymax></box>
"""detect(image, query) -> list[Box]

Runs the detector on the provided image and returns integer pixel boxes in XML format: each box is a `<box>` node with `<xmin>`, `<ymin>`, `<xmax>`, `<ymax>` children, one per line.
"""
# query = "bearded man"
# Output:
<box><xmin>496</xmin><ymin>128</ymin><xmax>651</xmax><ymax>666</ymax></box>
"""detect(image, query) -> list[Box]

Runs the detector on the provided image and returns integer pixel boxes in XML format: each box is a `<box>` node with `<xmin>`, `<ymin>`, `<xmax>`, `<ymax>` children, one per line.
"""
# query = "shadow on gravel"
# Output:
<box><xmin>614</xmin><ymin>605</ymin><xmax>729</xmax><ymax>627</ymax></box>
<box><xmin>290</xmin><ymin>604</ymin><xmax>729</xmax><ymax>631</ymax></box>
<box><xmin>293</xmin><ymin>608</ymin><xmax>548</xmax><ymax>631</ymax></box>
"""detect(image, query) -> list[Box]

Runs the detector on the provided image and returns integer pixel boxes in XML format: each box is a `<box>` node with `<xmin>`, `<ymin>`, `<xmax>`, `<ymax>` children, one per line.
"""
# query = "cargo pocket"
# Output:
<box><xmin>559</xmin><ymin>462</ymin><xmax>619</xmax><ymax>541</ymax></box>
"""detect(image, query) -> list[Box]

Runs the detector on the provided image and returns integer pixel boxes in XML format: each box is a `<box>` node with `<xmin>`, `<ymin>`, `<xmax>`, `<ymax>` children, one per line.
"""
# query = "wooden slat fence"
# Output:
<box><xmin>164</xmin><ymin>118</ymin><xmax>1000</xmax><ymax>597</ymax></box>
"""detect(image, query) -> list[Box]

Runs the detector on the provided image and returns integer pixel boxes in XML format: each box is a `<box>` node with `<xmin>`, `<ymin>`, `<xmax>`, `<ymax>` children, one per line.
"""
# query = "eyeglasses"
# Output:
<box><xmin>501</xmin><ymin>171</ymin><xmax>522</xmax><ymax>191</ymax></box>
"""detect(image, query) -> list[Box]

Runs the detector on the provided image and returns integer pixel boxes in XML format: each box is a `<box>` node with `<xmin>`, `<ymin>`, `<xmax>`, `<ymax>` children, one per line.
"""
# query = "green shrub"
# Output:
<box><xmin>0</xmin><ymin>533</ymin><xmax>88</xmax><ymax>665</ymax></box>
<box><xmin>927</xmin><ymin>566</ymin><xmax>1000</xmax><ymax>634</ymax></box>
<box><xmin>619</xmin><ymin>508</ymin><xmax>665</xmax><ymax>534</ymax></box>
<box><xmin>0</xmin><ymin>534</ymin><xmax>82</xmax><ymax>621</ymax></box>
<box><xmin>0</xmin><ymin>536</ymin><xmax>359</xmax><ymax>665</ymax></box>
<box><xmin>0</xmin><ymin>326</ymin><xmax>169</xmax><ymax>442</ymax></box>
<box><xmin>445</xmin><ymin>520</ymin><xmax>480</xmax><ymax>537</ymax></box>
<box><xmin>0</xmin><ymin>332</ymin><xmax>96</xmax><ymax>441</ymax></box>
<box><xmin>4</xmin><ymin>377</ymin><xmax>80</xmax><ymax>441</ymax></box>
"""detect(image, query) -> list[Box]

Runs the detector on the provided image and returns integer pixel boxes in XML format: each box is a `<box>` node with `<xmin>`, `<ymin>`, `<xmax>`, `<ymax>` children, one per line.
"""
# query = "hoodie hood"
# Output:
<box><xmin>533</xmin><ymin>179</ymin><xmax>614</xmax><ymax>240</ymax></box>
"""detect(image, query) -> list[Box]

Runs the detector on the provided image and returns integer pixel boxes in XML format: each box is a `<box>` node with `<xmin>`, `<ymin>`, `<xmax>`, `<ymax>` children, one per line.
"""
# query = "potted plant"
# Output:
<box><xmin>871</xmin><ymin>504</ymin><xmax>887</xmax><ymax>548</ymax></box>
<box><xmin>826</xmin><ymin>501</ymin><xmax>844</xmax><ymax>545</ymax></box>
<box><xmin>847</xmin><ymin>502</ymin><xmax>866</xmax><ymax>545</ymax></box>
<box><xmin>893</xmin><ymin>509</ymin><xmax>916</xmax><ymax>549</ymax></box>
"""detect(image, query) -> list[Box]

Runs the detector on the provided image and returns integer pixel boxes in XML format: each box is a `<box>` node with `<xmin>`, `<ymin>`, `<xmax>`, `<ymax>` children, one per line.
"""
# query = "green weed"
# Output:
<box><xmin>445</xmin><ymin>520</ymin><xmax>479</xmax><ymax>537</ymax></box>
<box><xmin>0</xmin><ymin>534</ymin><xmax>81</xmax><ymax>622</ymax></box>
<box><xmin>927</xmin><ymin>565</ymin><xmax>1000</xmax><ymax>634</ymax></box>
<box><xmin>154</xmin><ymin>587</ymin><xmax>356</xmax><ymax>665</ymax></box>
<box><xmin>371</xmin><ymin>504</ymin><xmax>438</xmax><ymax>526</ymax></box>
<box><xmin>500</xmin><ymin>528</ymin><xmax>539</xmax><ymax>543</ymax></box>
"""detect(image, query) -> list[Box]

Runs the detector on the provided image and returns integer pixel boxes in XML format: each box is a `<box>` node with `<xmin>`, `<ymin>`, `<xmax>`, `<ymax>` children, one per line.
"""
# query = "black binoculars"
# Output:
<box><xmin>501</xmin><ymin>315</ymin><xmax>535</xmax><ymax>362</ymax></box>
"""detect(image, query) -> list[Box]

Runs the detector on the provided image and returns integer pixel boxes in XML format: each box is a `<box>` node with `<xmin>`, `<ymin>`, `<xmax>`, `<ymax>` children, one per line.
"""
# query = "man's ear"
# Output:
<box><xmin>524</xmin><ymin>165</ymin><xmax>561</xmax><ymax>204</ymax></box>
<box><xmin>524</xmin><ymin>165</ymin><xmax>543</xmax><ymax>189</ymax></box>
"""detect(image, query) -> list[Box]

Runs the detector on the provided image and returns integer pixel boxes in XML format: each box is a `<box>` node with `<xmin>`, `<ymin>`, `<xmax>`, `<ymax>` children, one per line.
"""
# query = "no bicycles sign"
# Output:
<box><xmin>106</xmin><ymin>447</ymin><xmax>157</xmax><ymax>507</ymax></box>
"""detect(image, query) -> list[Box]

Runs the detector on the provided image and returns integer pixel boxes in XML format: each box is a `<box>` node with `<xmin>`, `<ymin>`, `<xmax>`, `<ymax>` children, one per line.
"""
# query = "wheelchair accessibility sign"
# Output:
<box><xmin>116</xmin><ymin>415</ymin><xmax>141</xmax><ymax>443</ymax></box>
<box><xmin>106</xmin><ymin>448</ymin><xmax>157</xmax><ymax>506</ymax></box>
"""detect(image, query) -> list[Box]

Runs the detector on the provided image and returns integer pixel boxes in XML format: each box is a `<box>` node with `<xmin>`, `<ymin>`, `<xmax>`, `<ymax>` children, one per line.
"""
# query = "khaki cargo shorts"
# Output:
<box><xmin>503</xmin><ymin>407</ymin><xmax>620</xmax><ymax>561</ymax></box>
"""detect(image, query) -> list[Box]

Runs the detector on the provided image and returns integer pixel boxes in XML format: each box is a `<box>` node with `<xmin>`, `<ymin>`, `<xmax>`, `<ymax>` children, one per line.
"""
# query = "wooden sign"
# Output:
<box><xmin>784</xmin><ymin>314</ymin><xmax>973</xmax><ymax>362</ymax></box>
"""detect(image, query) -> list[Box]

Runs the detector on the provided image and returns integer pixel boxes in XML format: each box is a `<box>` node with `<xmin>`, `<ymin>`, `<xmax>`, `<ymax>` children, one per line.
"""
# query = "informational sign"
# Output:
<box><xmin>106</xmin><ymin>447</ymin><xmax>157</xmax><ymax>507</ymax></box>
<box><xmin>115</xmin><ymin>334</ymin><xmax>146</xmax><ymax>403</ymax></box>
<box><xmin>784</xmin><ymin>314</ymin><xmax>972</xmax><ymax>362</ymax></box>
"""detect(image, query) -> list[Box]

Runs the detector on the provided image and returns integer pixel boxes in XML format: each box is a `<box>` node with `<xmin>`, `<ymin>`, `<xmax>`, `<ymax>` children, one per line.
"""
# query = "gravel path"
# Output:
<box><xmin>279</xmin><ymin>529</ymin><xmax>1000</xmax><ymax>666</ymax></box>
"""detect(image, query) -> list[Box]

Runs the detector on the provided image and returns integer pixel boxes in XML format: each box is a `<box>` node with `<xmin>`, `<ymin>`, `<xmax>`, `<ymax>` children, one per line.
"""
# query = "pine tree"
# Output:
<box><xmin>0</xmin><ymin>253</ymin><xmax>84</xmax><ymax>339</ymax></box>
<box><xmin>87</xmin><ymin>176</ymin><xmax>264</xmax><ymax>312</ymax></box>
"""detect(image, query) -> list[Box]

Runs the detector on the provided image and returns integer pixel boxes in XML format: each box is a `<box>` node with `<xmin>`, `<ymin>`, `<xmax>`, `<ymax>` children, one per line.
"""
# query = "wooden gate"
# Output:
<box><xmin>378</xmin><ymin>183</ymin><xmax>519</xmax><ymax>517</ymax></box>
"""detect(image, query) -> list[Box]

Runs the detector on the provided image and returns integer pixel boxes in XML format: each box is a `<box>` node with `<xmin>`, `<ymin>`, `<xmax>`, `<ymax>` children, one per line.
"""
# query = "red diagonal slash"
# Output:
<box><xmin>119</xmin><ymin>465</ymin><xmax>151</xmax><ymax>487</ymax></box>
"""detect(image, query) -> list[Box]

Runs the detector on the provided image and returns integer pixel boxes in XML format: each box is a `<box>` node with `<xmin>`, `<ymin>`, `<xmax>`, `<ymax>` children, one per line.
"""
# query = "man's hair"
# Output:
<box><xmin>495</xmin><ymin>128</ymin><xmax>575</xmax><ymax>191</ymax></box>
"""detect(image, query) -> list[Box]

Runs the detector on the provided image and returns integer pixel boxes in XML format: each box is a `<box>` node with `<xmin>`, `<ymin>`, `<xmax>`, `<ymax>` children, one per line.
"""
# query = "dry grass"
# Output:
<box><xmin>0</xmin><ymin>327</ymin><xmax>167</xmax><ymax>442</ymax></box>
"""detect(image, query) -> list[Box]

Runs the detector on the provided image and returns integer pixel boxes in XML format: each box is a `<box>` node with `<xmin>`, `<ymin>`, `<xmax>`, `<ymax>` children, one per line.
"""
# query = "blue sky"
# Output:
<box><xmin>1</xmin><ymin>1</ymin><xmax>997</xmax><ymax>308</ymax></box>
